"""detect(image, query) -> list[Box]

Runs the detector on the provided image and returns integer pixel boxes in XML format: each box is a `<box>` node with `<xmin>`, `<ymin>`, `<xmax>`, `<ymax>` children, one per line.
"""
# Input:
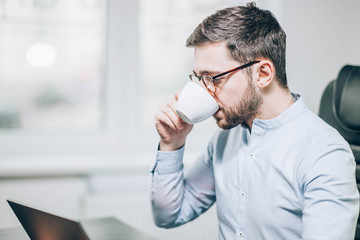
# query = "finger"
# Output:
<box><xmin>164</xmin><ymin>102</ymin><xmax>185</xmax><ymax>130</ymax></box>
<box><xmin>174</xmin><ymin>90</ymin><xmax>181</xmax><ymax>101</ymax></box>
<box><xmin>154</xmin><ymin>108</ymin><xmax>177</xmax><ymax>131</ymax></box>
<box><xmin>170</xmin><ymin>93</ymin><xmax>190</xmax><ymax>127</ymax></box>
<box><xmin>167</xmin><ymin>100</ymin><xmax>190</xmax><ymax>128</ymax></box>
<box><xmin>157</xmin><ymin>101</ymin><xmax>184</xmax><ymax>130</ymax></box>
<box><xmin>162</xmin><ymin>98</ymin><xmax>189</xmax><ymax>129</ymax></box>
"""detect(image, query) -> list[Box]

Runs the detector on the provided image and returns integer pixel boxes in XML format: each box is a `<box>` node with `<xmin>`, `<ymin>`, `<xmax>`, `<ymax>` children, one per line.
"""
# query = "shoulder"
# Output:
<box><xmin>293</xmin><ymin>108</ymin><xmax>355</xmax><ymax>184</ymax></box>
<box><xmin>295</xmin><ymin>108</ymin><xmax>350</xmax><ymax>151</ymax></box>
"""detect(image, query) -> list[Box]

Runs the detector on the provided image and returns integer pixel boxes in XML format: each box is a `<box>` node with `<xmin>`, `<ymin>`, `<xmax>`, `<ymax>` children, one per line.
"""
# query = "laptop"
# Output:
<box><xmin>7</xmin><ymin>200</ymin><xmax>158</xmax><ymax>240</ymax></box>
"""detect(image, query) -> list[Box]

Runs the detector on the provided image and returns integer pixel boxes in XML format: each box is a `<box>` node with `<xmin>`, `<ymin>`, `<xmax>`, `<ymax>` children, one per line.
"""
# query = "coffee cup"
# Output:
<box><xmin>176</xmin><ymin>81</ymin><xmax>219</xmax><ymax>124</ymax></box>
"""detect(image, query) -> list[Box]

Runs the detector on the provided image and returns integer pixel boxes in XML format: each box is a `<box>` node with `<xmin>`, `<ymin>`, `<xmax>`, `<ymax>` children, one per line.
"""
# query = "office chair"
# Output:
<box><xmin>319</xmin><ymin>65</ymin><xmax>360</xmax><ymax>239</ymax></box>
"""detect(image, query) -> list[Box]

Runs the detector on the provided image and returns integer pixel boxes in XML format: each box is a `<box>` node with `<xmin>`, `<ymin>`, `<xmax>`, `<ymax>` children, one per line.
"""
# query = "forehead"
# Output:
<box><xmin>193</xmin><ymin>42</ymin><xmax>240</xmax><ymax>73</ymax></box>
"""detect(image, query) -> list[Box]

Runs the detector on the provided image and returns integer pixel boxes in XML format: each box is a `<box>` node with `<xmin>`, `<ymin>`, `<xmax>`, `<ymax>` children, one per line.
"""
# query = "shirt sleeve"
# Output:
<box><xmin>300</xmin><ymin>143</ymin><xmax>360</xmax><ymax>240</ymax></box>
<box><xmin>150</xmin><ymin>143</ymin><xmax>216</xmax><ymax>228</ymax></box>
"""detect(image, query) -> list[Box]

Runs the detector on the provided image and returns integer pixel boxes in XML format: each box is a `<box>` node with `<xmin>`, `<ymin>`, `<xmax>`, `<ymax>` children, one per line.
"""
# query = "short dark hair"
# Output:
<box><xmin>186</xmin><ymin>2</ymin><xmax>288</xmax><ymax>89</ymax></box>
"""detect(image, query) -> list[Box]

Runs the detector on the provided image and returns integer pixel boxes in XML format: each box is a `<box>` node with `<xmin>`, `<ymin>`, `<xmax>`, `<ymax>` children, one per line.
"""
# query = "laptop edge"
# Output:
<box><xmin>7</xmin><ymin>199</ymin><xmax>89</xmax><ymax>240</ymax></box>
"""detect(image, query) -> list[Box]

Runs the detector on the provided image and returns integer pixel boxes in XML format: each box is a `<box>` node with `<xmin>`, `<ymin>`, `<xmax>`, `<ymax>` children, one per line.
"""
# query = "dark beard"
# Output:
<box><xmin>215</xmin><ymin>79</ymin><xmax>263</xmax><ymax>130</ymax></box>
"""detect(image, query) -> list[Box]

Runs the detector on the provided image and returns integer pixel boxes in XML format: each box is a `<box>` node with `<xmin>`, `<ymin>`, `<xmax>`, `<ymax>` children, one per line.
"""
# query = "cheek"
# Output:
<box><xmin>216</xmin><ymin>92</ymin><xmax>239</xmax><ymax>110</ymax></box>
<box><xmin>215</xmin><ymin>83</ymin><xmax>246</xmax><ymax>109</ymax></box>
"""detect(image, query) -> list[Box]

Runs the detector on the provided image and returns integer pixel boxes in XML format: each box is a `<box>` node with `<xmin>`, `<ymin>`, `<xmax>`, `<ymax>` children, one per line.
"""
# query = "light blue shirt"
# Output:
<box><xmin>150</xmin><ymin>95</ymin><xmax>359</xmax><ymax>240</ymax></box>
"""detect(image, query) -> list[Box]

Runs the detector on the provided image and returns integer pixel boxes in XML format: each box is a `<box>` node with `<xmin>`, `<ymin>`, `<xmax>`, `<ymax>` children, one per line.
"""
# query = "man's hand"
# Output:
<box><xmin>154</xmin><ymin>91</ymin><xmax>193</xmax><ymax>151</ymax></box>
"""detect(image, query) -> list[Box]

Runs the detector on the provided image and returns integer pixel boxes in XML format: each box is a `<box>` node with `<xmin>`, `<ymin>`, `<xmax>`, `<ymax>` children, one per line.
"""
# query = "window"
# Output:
<box><xmin>0</xmin><ymin>0</ymin><xmax>106</xmax><ymax>132</ymax></box>
<box><xmin>0</xmin><ymin>0</ymin><xmax>118</xmax><ymax>155</ymax></box>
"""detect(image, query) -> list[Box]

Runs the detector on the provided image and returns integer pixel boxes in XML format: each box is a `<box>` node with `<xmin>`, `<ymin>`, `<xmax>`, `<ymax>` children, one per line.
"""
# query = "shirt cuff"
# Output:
<box><xmin>151</xmin><ymin>145</ymin><xmax>185</xmax><ymax>174</ymax></box>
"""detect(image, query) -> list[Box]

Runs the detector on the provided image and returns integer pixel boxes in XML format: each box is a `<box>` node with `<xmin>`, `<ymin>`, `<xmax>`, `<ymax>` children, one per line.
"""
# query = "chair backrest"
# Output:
<box><xmin>319</xmin><ymin>65</ymin><xmax>360</xmax><ymax>239</ymax></box>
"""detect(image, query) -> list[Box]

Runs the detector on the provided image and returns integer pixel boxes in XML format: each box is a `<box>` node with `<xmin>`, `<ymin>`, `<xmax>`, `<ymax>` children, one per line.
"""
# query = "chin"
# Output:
<box><xmin>214</xmin><ymin>109</ymin><xmax>224</xmax><ymax>119</ymax></box>
<box><xmin>214</xmin><ymin>117</ymin><xmax>233</xmax><ymax>130</ymax></box>
<box><xmin>218</xmin><ymin>121</ymin><xmax>236</xmax><ymax>130</ymax></box>
<box><xmin>214</xmin><ymin>111</ymin><xmax>244</xmax><ymax>130</ymax></box>
<box><xmin>213</xmin><ymin>111</ymin><xmax>229</xmax><ymax>129</ymax></box>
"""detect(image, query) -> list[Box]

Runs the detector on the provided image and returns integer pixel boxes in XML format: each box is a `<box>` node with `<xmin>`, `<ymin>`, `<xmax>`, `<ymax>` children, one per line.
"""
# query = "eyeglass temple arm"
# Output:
<box><xmin>212</xmin><ymin>61</ymin><xmax>260</xmax><ymax>79</ymax></box>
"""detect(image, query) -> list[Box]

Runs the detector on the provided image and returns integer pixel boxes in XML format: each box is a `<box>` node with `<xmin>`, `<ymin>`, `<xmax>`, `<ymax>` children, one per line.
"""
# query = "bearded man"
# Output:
<box><xmin>151</xmin><ymin>3</ymin><xmax>359</xmax><ymax>239</ymax></box>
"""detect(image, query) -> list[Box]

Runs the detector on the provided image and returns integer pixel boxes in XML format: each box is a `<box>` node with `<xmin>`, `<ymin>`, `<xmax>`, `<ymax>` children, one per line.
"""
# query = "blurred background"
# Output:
<box><xmin>0</xmin><ymin>0</ymin><xmax>359</xmax><ymax>239</ymax></box>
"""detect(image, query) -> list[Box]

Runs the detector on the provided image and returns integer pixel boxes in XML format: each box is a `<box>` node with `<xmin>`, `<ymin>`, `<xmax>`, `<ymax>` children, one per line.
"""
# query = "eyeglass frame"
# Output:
<box><xmin>189</xmin><ymin>60</ymin><xmax>260</xmax><ymax>96</ymax></box>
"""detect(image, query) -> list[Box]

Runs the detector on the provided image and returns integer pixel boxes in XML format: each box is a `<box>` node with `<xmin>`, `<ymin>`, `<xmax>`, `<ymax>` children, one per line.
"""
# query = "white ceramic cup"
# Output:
<box><xmin>176</xmin><ymin>81</ymin><xmax>219</xmax><ymax>124</ymax></box>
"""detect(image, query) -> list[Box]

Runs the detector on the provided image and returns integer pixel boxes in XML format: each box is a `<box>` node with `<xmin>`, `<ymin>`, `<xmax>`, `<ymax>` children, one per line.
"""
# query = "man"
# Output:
<box><xmin>151</xmin><ymin>3</ymin><xmax>359</xmax><ymax>239</ymax></box>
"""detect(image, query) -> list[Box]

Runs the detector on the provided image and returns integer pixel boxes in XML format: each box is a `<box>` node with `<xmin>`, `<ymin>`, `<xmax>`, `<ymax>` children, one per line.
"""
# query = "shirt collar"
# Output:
<box><xmin>251</xmin><ymin>93</ymin><xmax>306</xmax><ymax>130</ymax></box>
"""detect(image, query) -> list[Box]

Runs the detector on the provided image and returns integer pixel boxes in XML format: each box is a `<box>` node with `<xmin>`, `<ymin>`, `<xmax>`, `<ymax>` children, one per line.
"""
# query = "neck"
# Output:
<box><xmin>246</xmin><ymin>86</ymin><xmax>294</xmax><ymax>131</ymax></box>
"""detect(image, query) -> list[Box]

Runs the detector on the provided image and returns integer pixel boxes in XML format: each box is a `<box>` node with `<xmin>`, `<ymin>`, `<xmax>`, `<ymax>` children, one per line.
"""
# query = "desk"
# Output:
<box><xmin>0</xmin><ymin>217</ymin><xmax>158</xmax><ymax>240</ymax></box>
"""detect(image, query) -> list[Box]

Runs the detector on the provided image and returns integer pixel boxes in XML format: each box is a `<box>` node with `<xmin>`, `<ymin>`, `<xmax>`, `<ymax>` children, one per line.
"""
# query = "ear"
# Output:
<box><xmin>255</xmin><ymin>60</ymin><xmax>275</xmax><ymax>89</ymax></box>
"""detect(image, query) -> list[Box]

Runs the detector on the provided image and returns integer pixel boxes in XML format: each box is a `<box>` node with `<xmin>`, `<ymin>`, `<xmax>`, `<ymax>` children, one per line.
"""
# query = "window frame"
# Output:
<box><xmin>0</xmin><ymin>0</ymin><xmax>142</xmax><ymax>156</ymax></box>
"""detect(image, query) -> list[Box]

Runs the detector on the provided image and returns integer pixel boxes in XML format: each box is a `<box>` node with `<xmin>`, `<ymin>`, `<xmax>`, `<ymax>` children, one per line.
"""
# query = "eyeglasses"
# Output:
<box><xmin>189</xmin><ymin>61</ymin><xmax>260</xmax><ymax>96</ymax></box>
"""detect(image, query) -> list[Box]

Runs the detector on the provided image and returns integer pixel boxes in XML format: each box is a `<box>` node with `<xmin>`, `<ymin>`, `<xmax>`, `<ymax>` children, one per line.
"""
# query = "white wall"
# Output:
<box><xmin>282</xmin><ymin>0</ymin><xmax>360</xmax><ymax>113</ymax></box>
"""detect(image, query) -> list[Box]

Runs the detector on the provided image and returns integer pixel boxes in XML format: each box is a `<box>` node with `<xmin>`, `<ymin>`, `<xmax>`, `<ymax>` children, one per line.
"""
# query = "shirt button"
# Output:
<box><xmin>239</xmin><ymin>232</ymin><xmax>244</xmax><ymax>237</ymax></box>
<box><xmin>151</xmin><ymin>189</ymin><xmax>155</xmax><ymax>193</ymax></box>
<box><xmin>241</xmin><ymin>192</ymin><xmax>246</xmax><ymax>197</ymax></box>
<box><xmin>249</xmin><ymin>153</ymin><xmax>254</xmax><ymax>157</ymax></box>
